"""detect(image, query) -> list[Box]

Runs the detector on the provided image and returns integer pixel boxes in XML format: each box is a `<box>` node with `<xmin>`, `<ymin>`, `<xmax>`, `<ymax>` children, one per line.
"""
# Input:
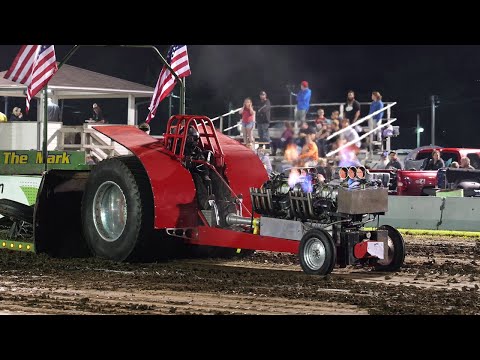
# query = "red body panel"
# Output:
<box><xmin>191</xmin><ymin>226</ymin><xmax>300</xmax><ymax>254</ymax></box>
<box><xmin>94</xmin><ymin>125</ymin><xmax>268</xmax><ymax>228</ymax></box>
<box><xmin>216</xmin><ymin>132</ymin><xmax>269</xmax><ymax>213</ymax></box>
<box><xmin>93</xmin><ymin>126</ymin><xmax>198</xmax><ymax>228</ymax></box>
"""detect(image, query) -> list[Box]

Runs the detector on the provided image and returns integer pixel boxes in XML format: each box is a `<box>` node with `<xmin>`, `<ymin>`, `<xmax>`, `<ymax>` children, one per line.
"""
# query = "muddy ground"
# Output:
<box><xmin>0</xmin><ymin>235</ymin><xmax>479</xmax><ymax>315</ymax></box>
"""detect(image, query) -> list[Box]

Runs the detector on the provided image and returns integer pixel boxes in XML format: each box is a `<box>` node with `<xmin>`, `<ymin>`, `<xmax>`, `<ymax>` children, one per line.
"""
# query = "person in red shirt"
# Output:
<box><xmin>239</xmin><ymin>97</ymin><xmax>256</xmax><ymax>146</ymax></box>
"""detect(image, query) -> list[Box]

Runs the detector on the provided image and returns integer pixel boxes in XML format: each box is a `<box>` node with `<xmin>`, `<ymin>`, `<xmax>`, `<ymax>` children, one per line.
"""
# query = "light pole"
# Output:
<box><xmin>416</xmin><ymin>114</ymin><xmax>424</xmax><ymax>148</ymax></box>
<box><xmin>430</xmin><ymin>95</ymin><xmax>439</xmax><ymax>145</ymax></box>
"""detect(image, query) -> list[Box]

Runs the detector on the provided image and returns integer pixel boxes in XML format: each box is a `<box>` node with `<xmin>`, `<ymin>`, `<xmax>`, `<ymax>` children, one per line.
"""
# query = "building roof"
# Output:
<box><xmin>0</xmin><ymin>63</ymin><xmax>154</xmax><ymax>99</ymax></box>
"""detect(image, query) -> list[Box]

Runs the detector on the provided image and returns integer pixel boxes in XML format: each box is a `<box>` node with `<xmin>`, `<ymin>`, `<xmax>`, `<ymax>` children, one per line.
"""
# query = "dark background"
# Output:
<box><xmin>1</xmin><ymin>44</ymin><xmax>479</xmax><ymax>149</ymax></box>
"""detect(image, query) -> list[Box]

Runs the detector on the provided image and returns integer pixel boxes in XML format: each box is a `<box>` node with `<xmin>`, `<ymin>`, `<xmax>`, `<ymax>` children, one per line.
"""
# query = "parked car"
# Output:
<box><xmin>370</xmin><ymin>147</ymin><xmax>480</xmax><ymax>196</ymax></box>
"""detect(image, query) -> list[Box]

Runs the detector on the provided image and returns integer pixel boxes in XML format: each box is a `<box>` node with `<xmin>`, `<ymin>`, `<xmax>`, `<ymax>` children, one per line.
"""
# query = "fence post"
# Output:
<box><xmin>219</xmin><ymin>116</ymin><xmax>224</xmax><ymax>133</ymax></box>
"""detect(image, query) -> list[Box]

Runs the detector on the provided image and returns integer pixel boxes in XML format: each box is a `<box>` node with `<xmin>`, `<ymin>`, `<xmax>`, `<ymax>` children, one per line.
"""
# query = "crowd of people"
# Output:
<box><xmin>237</xmin><ymin>81</ymin><xmax>389</xmax><ymax>174</ymax></box>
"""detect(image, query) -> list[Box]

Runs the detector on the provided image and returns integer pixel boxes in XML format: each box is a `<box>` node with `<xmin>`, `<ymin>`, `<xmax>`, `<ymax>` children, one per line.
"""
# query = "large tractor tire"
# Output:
<box><xmin>81</xmin><ymin>157</ymin><xmax>154</xmax><ymax>262</ymax></box>
<box><xmin>374</xmin><ymin>225</ymin><xmax>406</xmax><ymax>272</ymax></box>
<box><xmin>299</xmin><ymin>229</ymin><xmax>336</xmax><ymax>275</ymax></box>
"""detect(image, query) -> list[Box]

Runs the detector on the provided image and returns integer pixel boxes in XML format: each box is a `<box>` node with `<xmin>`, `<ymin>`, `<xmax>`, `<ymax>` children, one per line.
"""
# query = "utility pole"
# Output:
<box><xmin>417</xmin><ymin>114</ymin><xmax>421</xmax><ymax>148</ymax></box>
<box><xmin>431</xmin><ymin>95</ymin><xmax>436</xmax><ymax>145</ymax></box>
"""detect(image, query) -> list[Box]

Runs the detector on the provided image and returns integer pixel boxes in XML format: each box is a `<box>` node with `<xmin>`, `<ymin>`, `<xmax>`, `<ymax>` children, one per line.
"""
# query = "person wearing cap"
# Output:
<box><xmin>0</xmin><ymin>111</ymin><xmax>7</xmax><ymax>123</ymax></box>
<box><xmin>292</xmin><ymin>81</ymin><xmax>311</xmax><ymax>125</ymax></box>
<box><xmin>386</xmin><ymin>151</ymin><xmax>402</xmax><ymax>170</ymax></box>
<box><xmin>255</xmin><ymin>91</ymin><xmax>272</xmax><ymax>143</ymax></box>
<box><xmin>139</xmin><ymin>122</ymin><xmax>151</xmax><ymax>135</ymax></box>
<box><xmin>91</xmin><ymin>103</ymin><xmax>105</xmax><ymax>123</ymax></box>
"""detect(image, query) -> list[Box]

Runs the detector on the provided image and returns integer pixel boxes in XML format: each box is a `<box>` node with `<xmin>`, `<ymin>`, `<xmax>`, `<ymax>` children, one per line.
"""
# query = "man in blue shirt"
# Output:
<box><xmin>293</xmin><ymin>81</ymin><xmax>311</xmax><ymax>125</ymax></box>
<box><xmin>368</xmin><ymin>91</ymin><xmax>384</xmax><ymax>141</ymax></box>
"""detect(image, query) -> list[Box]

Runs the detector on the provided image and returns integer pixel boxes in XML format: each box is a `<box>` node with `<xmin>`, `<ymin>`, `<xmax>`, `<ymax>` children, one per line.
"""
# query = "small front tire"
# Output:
<box><xmin>299</xmin><ymin>229</ymin><xmax>336</xmax><ymax>275</ymax></box>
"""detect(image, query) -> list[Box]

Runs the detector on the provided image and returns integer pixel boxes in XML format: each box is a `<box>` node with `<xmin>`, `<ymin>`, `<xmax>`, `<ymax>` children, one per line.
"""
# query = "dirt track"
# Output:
<box><xmin>0</xmin><ymin>235</ymin><xmax>479</xmax><ymax>315</ymax></box>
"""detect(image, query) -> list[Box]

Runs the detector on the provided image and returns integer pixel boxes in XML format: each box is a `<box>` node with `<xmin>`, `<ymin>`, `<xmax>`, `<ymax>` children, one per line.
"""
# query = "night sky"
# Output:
<box><xmin>1</xmin><ymin>44</ymin><xmax>480</xmax><ymax>150</ymax></box>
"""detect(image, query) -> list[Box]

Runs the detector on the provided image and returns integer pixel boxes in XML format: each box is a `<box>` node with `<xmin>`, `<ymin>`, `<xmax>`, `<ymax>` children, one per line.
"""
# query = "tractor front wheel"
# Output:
<box><xmin>374</xmin><ymin>225</ymin><xmax>406</xmax><ymax>272</ymax></box>
<box><xmin>299</xmin><ymin>229</ymin><xmax>336</xmax><ymax>275</ymax></box>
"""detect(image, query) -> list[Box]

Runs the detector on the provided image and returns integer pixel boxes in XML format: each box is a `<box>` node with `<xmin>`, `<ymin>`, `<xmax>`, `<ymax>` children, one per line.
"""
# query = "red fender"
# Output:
<box><xmin>94</xmin><ymin>125</ymin><xmax>268</xmax><ymax>228</ymax></box>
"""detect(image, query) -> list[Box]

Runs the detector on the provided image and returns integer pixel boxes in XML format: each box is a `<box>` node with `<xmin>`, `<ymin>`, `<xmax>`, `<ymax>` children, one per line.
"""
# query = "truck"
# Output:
<box><xmin>371</xmin><ymin>147</ymin><xmax>480</xmax><ymax>196</ymax></box>
<box><xmin>0</xmin><ymin>115</ymin><xmax>406</xmax><ymax>275</ymax></box>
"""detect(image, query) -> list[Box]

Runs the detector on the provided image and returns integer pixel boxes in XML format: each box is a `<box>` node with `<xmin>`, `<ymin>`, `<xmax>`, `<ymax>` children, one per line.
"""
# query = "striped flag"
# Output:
<box><xmin>146</xmin><ymin>45</ymin><xmax>191</xmax><ymax>123</ymax></box>
<box><xmin>4</xmin><ymin>45</ymin><xmax>58</xmax><ymax>114</ymax></box>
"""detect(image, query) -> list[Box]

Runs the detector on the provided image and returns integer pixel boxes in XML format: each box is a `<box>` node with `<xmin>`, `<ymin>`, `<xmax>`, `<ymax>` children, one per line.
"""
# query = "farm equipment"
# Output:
<box><xmin>0</xmin><ymin>115</ymin><xmax>405</xmax><ymax>275</ymax></box>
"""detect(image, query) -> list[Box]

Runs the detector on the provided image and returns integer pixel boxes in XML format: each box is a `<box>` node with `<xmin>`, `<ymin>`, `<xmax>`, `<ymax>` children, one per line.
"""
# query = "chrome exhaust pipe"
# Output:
<box><xmin>226</xmin><ymin>213</ymin><xmax>253</xmax><ymax>227</ymax></box>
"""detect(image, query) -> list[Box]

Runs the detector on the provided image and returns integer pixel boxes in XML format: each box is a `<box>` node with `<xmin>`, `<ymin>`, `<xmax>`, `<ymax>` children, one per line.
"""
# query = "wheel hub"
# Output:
<box><xmin>304</xmin><ymin>238</ymin><xmax>326</xmax><ymax>271</ymax></box>
<box><xmin>92</xmin><ymin>181</ymin><xmax>127</xmax><ymax>242</ymax></box>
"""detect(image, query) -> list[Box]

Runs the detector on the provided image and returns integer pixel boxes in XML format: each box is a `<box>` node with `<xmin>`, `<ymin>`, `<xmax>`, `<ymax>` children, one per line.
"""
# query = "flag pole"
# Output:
<box><xmin>43</xmin><ymin>86</ymin><xmax>48</xmax><ymax>171</ymax></box>
<box><xmin>180</xmin><ymin>78</ymin><xmax>186</xmax><ymax>115</ymax></box>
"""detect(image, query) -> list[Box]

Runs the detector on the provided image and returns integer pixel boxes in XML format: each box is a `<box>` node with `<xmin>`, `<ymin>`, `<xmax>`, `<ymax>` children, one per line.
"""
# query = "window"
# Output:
<box><xmin>467</xmin><ymin>154</ymin><xmax>480</xmax><ymax>169</ymax></box>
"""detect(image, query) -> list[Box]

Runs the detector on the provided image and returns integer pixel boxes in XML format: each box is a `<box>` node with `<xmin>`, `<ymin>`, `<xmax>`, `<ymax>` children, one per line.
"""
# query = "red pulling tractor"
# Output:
<box><xmin>0</xmin><ymin>115</ymin><xmax>405</xmax><ymax>275</ymax></box>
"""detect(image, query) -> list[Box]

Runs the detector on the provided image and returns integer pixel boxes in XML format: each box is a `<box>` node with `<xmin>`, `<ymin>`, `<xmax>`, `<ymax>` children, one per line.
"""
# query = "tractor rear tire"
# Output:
<box><xmin>374</xmin><ymin>225</ymin><xmax>406</xmax><ymax>272</ymax></box>
<box><xmin>81</xmin><ymin>157</ymin><xmax>153</xmax><ymax>262</ymax></box>
<box><xmin>299</xmin><ymin>229</ymin><xmax>336</xmax><ymax>275</ymax></box>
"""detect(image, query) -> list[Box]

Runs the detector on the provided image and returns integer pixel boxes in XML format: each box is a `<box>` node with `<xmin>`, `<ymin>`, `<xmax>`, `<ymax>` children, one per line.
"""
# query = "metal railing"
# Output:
<box><xmin>210</xmin><ymin>101</ymin><xmax>398</xmax><ymax>160</ymax></box>
<box><xmin>57</xmin><ymin>125</ymin><xmax>131</xmax><ymax>162</ymax></box>
<box><xmin>213</xmin><ymin>102</ymin><xmax>396</xmax><ymax>133</ymax></box>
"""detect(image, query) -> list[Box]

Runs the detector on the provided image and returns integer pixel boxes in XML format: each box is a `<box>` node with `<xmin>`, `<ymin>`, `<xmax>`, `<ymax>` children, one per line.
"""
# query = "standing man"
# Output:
<box><xmin>344</xmin><ymin>90</ymin><xmax>361</xmax><ymax>124</ymax></box>
<box><xmin>292</xmin><ymin>81</ymin><xmax>311</xmax><ymax>126</ymax></box>
<box><xmin>256</xmin><ymin>91</ymin><xmax>272</xmax><ymax>143</ymax></box>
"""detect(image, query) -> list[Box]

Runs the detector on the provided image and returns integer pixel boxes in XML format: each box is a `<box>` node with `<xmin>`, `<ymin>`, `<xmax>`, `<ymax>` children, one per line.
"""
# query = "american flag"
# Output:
<box><xmin>146</xmin><ymin>45</ymin><xmax>191</xmax><ymax>123</ymax></box>
<box><xmin>4</xmin><ymin>45</ymin><xmax>58</xmax><ymax>113</ymax></box>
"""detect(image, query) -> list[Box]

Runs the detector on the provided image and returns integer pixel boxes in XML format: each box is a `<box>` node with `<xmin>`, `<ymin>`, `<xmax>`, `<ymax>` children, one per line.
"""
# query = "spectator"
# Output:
<box><xmin>9</xmin><ymin>107</ymin><xmax>23</xmax><ymax>121</ymax></box>
<box><xmin>340</xmin><ymin>118</ymin><xmax>361</xmax><ymax>149</ymax></box>
<box><xmin>292</xmin><ymin>81</ymin><xmax>311</xmax><ymax>125</ymax></box>
<box><xmin>330</xmin><ymin>110</ymin><xmax>340</xmax><ymax>124</ymax></box>
<box><xmin>386</xmin><ymin>151</ymin><xmax>402</xmax><ymax>170</ymax></box>
<box><xmin>91</xmin><ymin>103</ymin><xmax>105</xmax><ymax>123</ymax></box>
<box><xmin>256</xmin><ymin>91</ymin><xmax>271</xmax><ymax>143</ymax></box>
<box><xmin>295</xmin><ymin>121</ymin><xmax>313</xmax><ymax>148</ymax></box>
<box><xmin>47</xmin><ymin>98</ymin><xmax>61</xmax><ymax>122</ymax></box>
<box><xmin>271</xmin><ymin>121</ymin><xmax>294</xmax><ymax>156</ymax></box>
<box><xmin>315</xmin><ymin>122</ymin><xmax>331</xmax><ymax>157</ymax></box>
<box><xmin>327</xmin><ymin>119</ymin><xmax>340</xmax><ymax>152</ymax></box>
<box><xmin>296</xmin><ymin>130</ymin><xmax>318</xmax><ymax>167</ymax></box>
<box><xmin>239</xmin><ymin>97</ymin><xmax>256</xmax><ymax>146</ymax></box>
<box><xmin>257</xmin><ymin>147</ymin><xmax>272</xmax><ymax>175</ymax></box>
<box><xmin>0</xmin><ymin>111</ymin><xmax>7</xmax><ymax>122</ymax></box>
<box><xmin>450</xmin><ymin>161</ymin><xmax>460</xmax><ymax>168</ymax></box>
<box><xmin>139</xmin><ymin>122</ymin><xmax>151</xmax><ymax>135</ymax></box>
<box><xmin>368</xmin><ymin>91</ymin><xmax>384</xmax><ymax>141</ymax></box>
<box><xmin>424</xmin><ymin>150</ymin><xmax>445</xmax><ymax>170</ymax></box>
<box><xmin>460</xmin><ymin>157</ymin><xmax>475</xmax><ymax>170</ymax></box>
<box><xmin>314</xmin><ymin>108</ymin><xmax>328</xmax><ymax>128</ymax></box>
<box><xmin>343</xmin><ymin>90</ymin><xmax>361</xmax><ymax>124</ymax></box>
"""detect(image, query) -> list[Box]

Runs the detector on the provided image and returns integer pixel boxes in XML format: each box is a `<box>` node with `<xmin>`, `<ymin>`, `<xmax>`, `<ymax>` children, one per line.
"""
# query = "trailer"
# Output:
<box><xmin>0</xmin><ymin>115</ymin><xmax>405</xmax><ymax>275</ymax></box>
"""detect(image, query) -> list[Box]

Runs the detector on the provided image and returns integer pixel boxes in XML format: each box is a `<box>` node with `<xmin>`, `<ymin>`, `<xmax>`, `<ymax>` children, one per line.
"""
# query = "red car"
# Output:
<box><xmin>371</xmin><ymin>148</ymin><xmax>480</xmax><ymax>196</ymax></box>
